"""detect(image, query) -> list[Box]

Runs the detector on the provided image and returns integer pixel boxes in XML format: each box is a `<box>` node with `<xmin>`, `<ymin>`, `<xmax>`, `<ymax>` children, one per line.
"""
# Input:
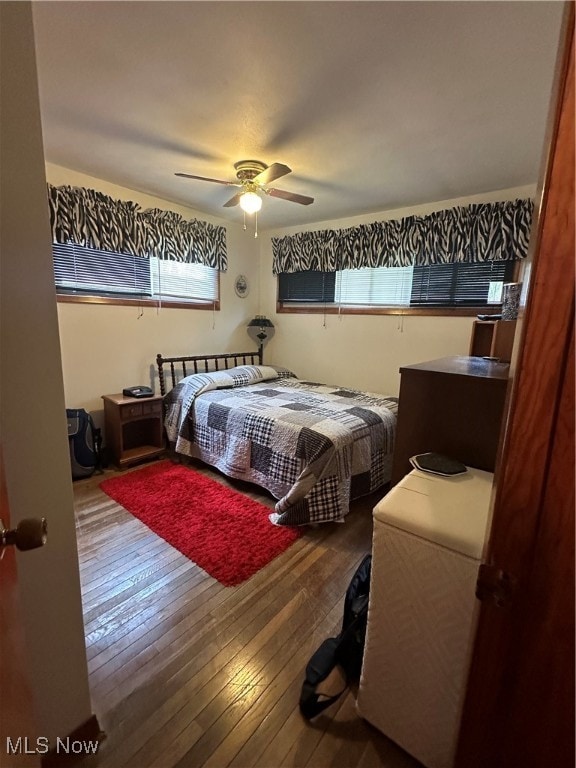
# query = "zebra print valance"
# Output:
<box><xmin>272</xmin><ymin>198</ymin><xmax>533</xmax><ymax>274</ymax></box>
<box><xmin>47</xmin><ymin>184</ymin><xmax>227</xmax><ymax>271</ymax></box>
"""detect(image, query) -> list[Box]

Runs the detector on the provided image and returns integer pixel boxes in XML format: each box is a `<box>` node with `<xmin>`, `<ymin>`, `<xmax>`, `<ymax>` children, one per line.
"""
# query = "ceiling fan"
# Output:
<box><xmin>175</xmin><ymin>160</ymin><xmax>314</xmax><ymax>214</ymax></box>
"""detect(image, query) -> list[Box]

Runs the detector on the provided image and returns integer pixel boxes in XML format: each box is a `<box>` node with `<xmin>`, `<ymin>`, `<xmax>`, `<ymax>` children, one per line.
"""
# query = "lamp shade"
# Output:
<box><xmin>247</xmin><ymin>315</ymin><xmax>275</xmax><ymax>349</ymax></box>
<box><xmin>239</xmin><ymin>191</ymin><xmax>262</xmax><ymax>214</ymax></box>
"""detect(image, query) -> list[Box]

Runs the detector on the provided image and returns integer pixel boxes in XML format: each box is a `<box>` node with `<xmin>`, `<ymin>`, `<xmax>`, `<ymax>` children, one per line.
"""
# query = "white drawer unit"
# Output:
<box><xmin>357</xmin><ymin>467</ymin><xmax>494</xmax><ymax>768</ymax></box>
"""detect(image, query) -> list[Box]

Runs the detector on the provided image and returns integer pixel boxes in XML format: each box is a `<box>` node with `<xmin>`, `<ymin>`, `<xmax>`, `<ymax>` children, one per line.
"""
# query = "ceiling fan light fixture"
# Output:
<box><xmin>239</xmin><ymin>190</ymin><xmax>262</xmax><ymax>214</ymax></box>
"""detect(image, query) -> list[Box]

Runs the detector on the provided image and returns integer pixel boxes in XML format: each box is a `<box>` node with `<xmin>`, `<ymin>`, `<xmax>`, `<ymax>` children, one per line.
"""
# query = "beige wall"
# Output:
<box><xmin>1</xmin><ymin>3</ymin><xmax>93</xmax><ymax>742</ymax></box>
<box><xmin>46</xmin><ymin>164</ymin><xmax>261</xmax><ymax>422</ymax></box>
<box><xmin>48</xmin><ymin>169</ymin><xmax>535</xmax><ymax>405</ymax></box>
<box><xmin>259</xmin><ymin>185</ymin><xmax>535</xmax><ymax>395</ymax></box>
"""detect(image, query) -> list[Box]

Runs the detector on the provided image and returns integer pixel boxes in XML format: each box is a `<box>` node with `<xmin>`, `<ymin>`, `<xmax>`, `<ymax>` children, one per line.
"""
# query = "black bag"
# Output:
<box><xmin>299</xmin><ymin>554</ymin><xmax>372</xmax><ymax>719</ymax></box>
<box><xmin>66</xmin><ymin>408</ymin><xmax>102</xmax><ymax>479</ymax></box>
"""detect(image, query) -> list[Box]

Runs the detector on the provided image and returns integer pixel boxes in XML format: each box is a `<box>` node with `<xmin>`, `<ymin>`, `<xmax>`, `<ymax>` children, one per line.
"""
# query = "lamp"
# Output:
<box><xmin>239</xmin><ymin>190</ymin><xmax>262</xmax><ymax>214</ymax></box>
<box><xmin>247</xmin><ymin>315</ymin><xmax>275</xmax><ymax>361</ymax></box>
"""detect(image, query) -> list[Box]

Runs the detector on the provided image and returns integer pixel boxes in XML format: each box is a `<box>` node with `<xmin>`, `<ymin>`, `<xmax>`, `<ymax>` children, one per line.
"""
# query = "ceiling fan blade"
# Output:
<box><xmin>253</xmin><ymin>162</ymin><xmax>292</xmax><ymax>185</ymax></box>
<box><xmin>266</xmin><ymin>187</ymin><xmax>314</xmax><ymax>206</ymax></box>
<box><xmin>223</xmin><ymin>193</ymin><xmax>242</xmax><ymax>208</ymax></box>
<box><xmin>175</xmin><ymin>172</ymin><xmax>239</xmax><ymax>186</ymax></box>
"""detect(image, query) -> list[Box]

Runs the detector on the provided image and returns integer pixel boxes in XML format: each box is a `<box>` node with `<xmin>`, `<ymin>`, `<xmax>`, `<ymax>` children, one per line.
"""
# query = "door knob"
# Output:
<box><xmin>0</xmin><ymin>517</ymin><xmax>48</xmax><ymax>551</ymax></box>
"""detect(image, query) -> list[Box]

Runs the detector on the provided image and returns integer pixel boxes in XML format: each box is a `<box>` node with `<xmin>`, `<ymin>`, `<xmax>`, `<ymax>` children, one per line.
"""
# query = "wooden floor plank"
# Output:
<box><xmin>205</xmin><ymin>607</ymin><xmax>345</xmax><ymax>767</ymax></box>
<box><xmin>72</xmin><ymin>463</ymin><xmax>418</xmax><ymax>767</ymax></box>
<box><xmin>172</xmin><ymin>585</ymin><xmax>350</xmax><ymax>767</ymax></box>
<box><xmin>115</xmin><ymin>548</ymin><xmax>357</xmax><ymax>765</ymax></box>
<box><xmin>356</xmin><ymin>735</ymin><xmax>422</xmax><ymax>768</ymax></box>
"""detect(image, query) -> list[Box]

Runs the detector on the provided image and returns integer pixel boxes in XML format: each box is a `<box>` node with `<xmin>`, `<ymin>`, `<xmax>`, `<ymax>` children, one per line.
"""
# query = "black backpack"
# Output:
<box><xmin>66</xmin><ymin>408</ymin><xmax>102</xmax><ymax>479</ymax></box>
<box><xmin>299</xmin><ymin>554</ymin><xmax>372</xmax><ymax>719</ymax></box>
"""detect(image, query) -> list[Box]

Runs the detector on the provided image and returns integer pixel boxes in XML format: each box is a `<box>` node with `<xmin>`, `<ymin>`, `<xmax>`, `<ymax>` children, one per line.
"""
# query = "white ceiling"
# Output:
<box><xmin>32</xmin><ymin>1</ymin><xmax>564</xmax><ymax>230</ymax></box>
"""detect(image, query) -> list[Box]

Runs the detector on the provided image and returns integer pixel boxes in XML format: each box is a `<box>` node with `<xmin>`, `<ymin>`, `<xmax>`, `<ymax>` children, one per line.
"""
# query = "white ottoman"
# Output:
<box><xmin>357</xmin><ymin>467</ymin><xmax>493</xmax><ymax>768</ymax></box>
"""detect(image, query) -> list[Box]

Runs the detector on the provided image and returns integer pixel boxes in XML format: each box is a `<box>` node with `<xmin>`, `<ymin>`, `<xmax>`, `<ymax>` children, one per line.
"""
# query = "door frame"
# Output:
<box><xmin>456</xmin><ymin>6</ymin><xmax>575</xmax><ymax>766</ymax></box>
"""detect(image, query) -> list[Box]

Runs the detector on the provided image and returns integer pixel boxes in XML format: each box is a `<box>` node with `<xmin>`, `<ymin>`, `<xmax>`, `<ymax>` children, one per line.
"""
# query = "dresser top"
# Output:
<box><xmin>399</xmin><ymin>355</ymin><xmax>510</xmax><ymax>381</ymax></box>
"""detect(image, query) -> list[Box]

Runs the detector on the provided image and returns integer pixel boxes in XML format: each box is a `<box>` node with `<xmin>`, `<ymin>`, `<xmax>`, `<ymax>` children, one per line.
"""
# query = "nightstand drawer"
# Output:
<box><xmin>142</xmin><ymin>400</ymin><xmax>162</xmax><ymax>416</ymax></box>
<box><xmin>120</xmin><ymin>403</ymin><xmax>143</xmax><ymax>420</ymax></box>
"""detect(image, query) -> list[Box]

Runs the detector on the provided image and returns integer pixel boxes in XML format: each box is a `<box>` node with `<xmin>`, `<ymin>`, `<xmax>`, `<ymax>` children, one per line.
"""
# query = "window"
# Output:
<box><xmin>335</xmin><ymin>266</ymin><xmax>414</xmax><ymax>306</ymax></box>
<box><xmin>149</xmin><ymin>257</ymin><xmax>218</xmax><ymax>303</ymax></box>
<box><xmin>409</xmin><ymin>262</ymin><xmax>515</xmax><ymax>307</ymax></box>
<box><xmin>53</xmin><ymin>243</ymin><xmax>219</xmax><ymax>307</ymax></box>
<box><xmin>278</xmin><ymin>270</ymin><xmax>336</xmax><ymax>303</ymax></box>
<box><xmin>278</xmin><ymin>261</ymin><xmax>516</xmax><ymax>313</ymax></box>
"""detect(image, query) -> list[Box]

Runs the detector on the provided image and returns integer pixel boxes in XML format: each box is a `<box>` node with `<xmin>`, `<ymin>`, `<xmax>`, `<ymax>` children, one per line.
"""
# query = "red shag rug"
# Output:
<box><xmin>99</xmin><ymin>460</ymin><xmax>302</xmax><ymax>586</ymax></box>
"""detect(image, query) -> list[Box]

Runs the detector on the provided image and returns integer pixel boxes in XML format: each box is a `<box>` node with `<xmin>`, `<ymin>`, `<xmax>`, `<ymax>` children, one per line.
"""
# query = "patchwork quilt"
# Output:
<box><xmin>164</xmin><ymin>365</ymin><xmax>398</xmax><ymax>526</ymax></box>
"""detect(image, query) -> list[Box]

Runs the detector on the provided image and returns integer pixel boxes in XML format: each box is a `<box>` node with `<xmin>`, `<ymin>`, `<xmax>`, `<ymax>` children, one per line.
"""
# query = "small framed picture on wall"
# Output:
<box><xmin>234</xmin><ymin>274</ymin><xmax>249</xmax><ymax>298</ymax></box>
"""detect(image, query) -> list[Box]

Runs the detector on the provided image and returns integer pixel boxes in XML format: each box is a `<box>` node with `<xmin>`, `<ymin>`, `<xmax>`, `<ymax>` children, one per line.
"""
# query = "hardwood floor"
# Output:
<box><xmin>72</xmin><ymin>459</ymin><xmax>422</xmax><ymax>768</ymax></box>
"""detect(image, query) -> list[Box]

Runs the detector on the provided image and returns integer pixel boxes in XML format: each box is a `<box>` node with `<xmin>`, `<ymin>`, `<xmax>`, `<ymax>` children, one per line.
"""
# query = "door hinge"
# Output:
<box><xmin>476</xmin><ymin>563</ymin><xmax>516</xmax><ymax>608</ymax></box>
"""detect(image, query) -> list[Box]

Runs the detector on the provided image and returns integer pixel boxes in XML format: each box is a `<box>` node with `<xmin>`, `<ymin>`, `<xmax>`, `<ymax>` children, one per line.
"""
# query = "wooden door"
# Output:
<box><xmin>456</xmin><ymin>8</ymin><xmax>575</xmax><ymax>767</ymax></box>
<box><xmin>0</xmin><ymin>448</ymin><xmax>40</xmax><ymax>768</ymax></box>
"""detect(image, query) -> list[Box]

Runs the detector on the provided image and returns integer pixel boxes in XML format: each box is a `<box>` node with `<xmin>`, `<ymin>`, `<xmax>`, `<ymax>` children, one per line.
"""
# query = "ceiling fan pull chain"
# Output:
<box><xmin>254</xmin><ymin>211</ymin><xmax>258</xmax><ymax>239</ymax></box>
<box><xmin>243</xmin><ymin>210</ymin><xmax>247</xmax><ymax>231</ymax></box>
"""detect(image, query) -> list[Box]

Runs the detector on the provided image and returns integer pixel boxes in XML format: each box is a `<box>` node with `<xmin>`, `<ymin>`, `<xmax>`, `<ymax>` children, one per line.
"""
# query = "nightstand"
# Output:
<box><xmin>102</xmin><ymin>393</ymin><xmax>165</xmax><ymax>468</ymax></box>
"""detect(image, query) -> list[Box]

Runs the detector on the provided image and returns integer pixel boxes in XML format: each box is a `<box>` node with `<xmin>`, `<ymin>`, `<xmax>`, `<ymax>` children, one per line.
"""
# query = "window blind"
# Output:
<box><xmin>410</xmin><ymin>261</ymin><xmax>515</xmax><ymax>306</ymax></box>
<box><xmin>336</xmin><ymin>266</ymin><xmax>413</xmax><ymax>306</ymax></box>
<box><xmin>53</xmin><ymin>243</ymin><xmax>219</xmax><ymax>303</ymax></box>
<box><xmin>150</xmin><ymin>258</ymin><xmax>217</xmax><ymax>303</ymax></box>
<box><xmin>53</xmin><ymin>243</ymin><xmax>151</xmax><ymax>296</ymax></box>
<box><xmin>278</xmin><ymin>260</ymin><xmax>516</xmax><ymax>309</ymax></box>
<box><xmin>278</xmin><ymin>270</ymin><xmax>336</xmax><ymax>302</ymax></box>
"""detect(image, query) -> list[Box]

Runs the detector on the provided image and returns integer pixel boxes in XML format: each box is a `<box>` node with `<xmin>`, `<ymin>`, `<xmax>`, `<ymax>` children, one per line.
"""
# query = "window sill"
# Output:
<box><xmin>56</xmin><ymin>294</ymin><xmax>220</xmax><ymax>310</ymax></box>
<box><xmin>276</xmin><ymin>303</ymin><xmax>499</xmax><ymax>317</ymax></box>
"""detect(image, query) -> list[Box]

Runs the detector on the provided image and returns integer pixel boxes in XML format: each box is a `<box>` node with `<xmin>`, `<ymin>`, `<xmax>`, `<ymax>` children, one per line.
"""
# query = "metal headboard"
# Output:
<box><xmin>156</xmin><ymin>349</ymin><xmax>263</xmax><ymax>396</ymax></box>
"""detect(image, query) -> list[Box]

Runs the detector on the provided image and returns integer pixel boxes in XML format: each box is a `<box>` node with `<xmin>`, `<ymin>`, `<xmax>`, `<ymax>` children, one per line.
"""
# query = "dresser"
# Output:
<box><xmin>390</xmin><ymin>356</ymin><xmax>509</xmax><ymax>487</ymax></box>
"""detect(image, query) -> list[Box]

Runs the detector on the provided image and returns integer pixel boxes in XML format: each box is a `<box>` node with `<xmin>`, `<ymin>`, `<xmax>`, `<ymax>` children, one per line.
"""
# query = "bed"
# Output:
<box><xmin>157</xmin><ymin>351</ymin><xmax>398</xmax><ymax>526</ymax></box>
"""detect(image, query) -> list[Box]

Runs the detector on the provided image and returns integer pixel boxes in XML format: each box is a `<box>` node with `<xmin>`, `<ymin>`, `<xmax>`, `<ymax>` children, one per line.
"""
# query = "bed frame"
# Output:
<box><xmin>156</xmin><ymin>349</ymin><xmax>263</xmax><ymax>396</ymax></box>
